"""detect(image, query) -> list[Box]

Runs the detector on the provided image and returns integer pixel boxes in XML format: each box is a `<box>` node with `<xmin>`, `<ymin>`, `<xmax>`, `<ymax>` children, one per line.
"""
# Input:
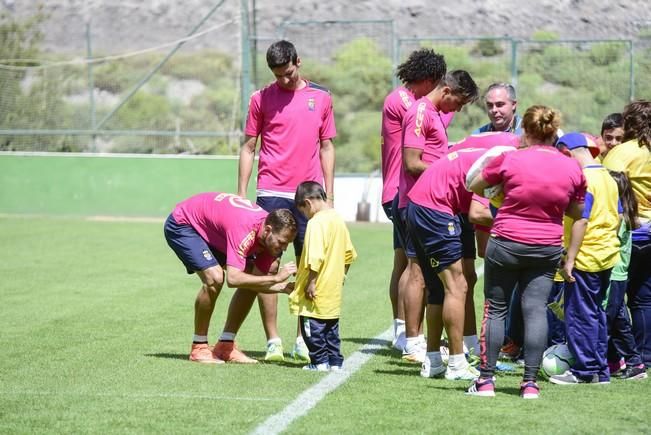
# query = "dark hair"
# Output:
<box><xmin>522</xmin><ymin>105</ymin><xmax>561</xmax><ymax>144</ymax></box>
<box><xmin>485</xmin><ymin>82</ymin><xmax>517</xmax><ymax>102</ymax></box>
<box><xmin>265</xmin><ymin>209</ymin><xmax>297</xmax><ymax>234</ymax></box>
<box><xmin>440</xmin><ymin>70</ymin><xmax>479</xmax><ymax>104</ymax></box>
<box><xmin>622</xmin><ymin>100</ymin><xmax>651</xmax><ymax>150</ymax></box>
<box><xmin>266</xmin><ymin>40</ymin><xmax>298</xmax><ymax>69</ymax></box>
<box><xmin>396</xmin><ymin>48</ymin><xmax>446</xmax><ymax>85</ymax></box>
<box><xmin>609</xmin><ymin>171</ymin><xmax>639</xmax><ymax>230</ymax></box>
<box><xmin>295</xmin><ymin>181</ymin><xmax>326</xmax><ymax>207</ymax></box>
<box><xmin>600</xmin><ymin>112</ymin><xmax>624</xmax><ymax>136</ymax></box>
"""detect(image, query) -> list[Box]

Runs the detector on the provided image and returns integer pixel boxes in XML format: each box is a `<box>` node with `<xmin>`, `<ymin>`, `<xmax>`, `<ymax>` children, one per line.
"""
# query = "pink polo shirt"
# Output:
<box><xmin>245</xmin><ymin>81</ymin><xmax>336</xmax><ymax>194</ymax></box>
<box><xmin>398</xmin><ymin>97</ymin><xmax>448</xmax><ymax>208</ymax></box>
<box><xmin>448</xmin><ymin>131</ymin><xmax>521</xmax><ymax>152</ymax></box>
<box><xmin>482</xmin><ymin>146</ymin><xmax>587</xmax><ymax>246</ymax></box>
<box><xmin>172</xmin><ymin>192</ymin><xmax>275</xmax><ymax>272</ymax></box>
<box><xmin>408</xmin><ymin>148</ymin><xmax>488</xmax><ymax>216</ymax></box>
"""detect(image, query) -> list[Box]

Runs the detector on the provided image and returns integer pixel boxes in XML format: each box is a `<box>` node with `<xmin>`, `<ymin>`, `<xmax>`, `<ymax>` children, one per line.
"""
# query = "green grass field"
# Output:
<box><xmin>1</xmin><ymin>215</ymin><xmax>649</xmax><ymax>434</ymax></box>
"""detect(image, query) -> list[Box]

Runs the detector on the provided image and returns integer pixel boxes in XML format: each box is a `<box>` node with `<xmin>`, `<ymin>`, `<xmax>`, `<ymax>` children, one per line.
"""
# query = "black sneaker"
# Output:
<box><xmin>619</xmin><ymin>365</ymin><xmax>648</xmax><ymax>380</ymax></box>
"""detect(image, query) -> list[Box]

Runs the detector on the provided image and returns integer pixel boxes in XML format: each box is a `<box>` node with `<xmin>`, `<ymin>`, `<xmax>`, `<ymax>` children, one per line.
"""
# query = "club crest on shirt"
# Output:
<box><xmin>202</xmin><ymin>250</ymin><xmax>213</xmax><ymax>261</ymax></box>
<box><xmin>308</xmin><ymin>98</ymin><xmax>315</xmax><ymax>111</ymax></box>
<box><xmin>448</xmin><ymin>221</ymin><xmax>456</xmax><ymax>235</ymax></box>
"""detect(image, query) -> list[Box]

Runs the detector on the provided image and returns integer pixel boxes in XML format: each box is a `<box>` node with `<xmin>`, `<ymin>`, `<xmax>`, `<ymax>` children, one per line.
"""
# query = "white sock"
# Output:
<box><xmin>448</xmin><ymin>353</ymin><xmax>467</xmax><ymax>370</ymax></box>
<box><xmin>193</xmin><ymin>334</ymin><xmax>208</xmax><ymax>343</ymax></box>
<box><xmin>464</xmin><ymin>335</ymin><xmax>480</xmax><ymax>356</ymax></box>
<box><xmin>417</xmin><ymin>333</ymin><xmax>425</xmax><ymax>343</ymax></box>
<box><xmin>394</xmin><ymin>319</ymin><xmax>405</xmax><ymax>337</ymax></box>
<box><xmin>267</xmin><ymin>337</ymin><xmax>282</xmax><ymax>346</ymax></box>
<box><xmin>295</xmin><ymin>336</ymin><xmax>305</xmax><ymax>345</ymax></box>
<box><xmin>219</xmin><ymin>332</ymin><xmax>236</xmax><ymax>342</ymax></box>
<box><xmin>426</xmin><ymin>351</ymin><xmax>443</xmax><ymax>365</ymax></box>
<box><xmin>405</xmin><ymin>336</ymin><xmax>421</xmax><ymax>353</ymax></box>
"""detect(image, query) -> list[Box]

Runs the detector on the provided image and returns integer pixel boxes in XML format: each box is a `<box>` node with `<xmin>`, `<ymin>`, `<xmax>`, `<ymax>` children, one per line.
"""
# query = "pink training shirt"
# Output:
<box><xmin>381</xmin><ymin>86</ymin><xmax>415</xmax><ymax>205</ymax></box>
<box><xmin>381</xmin><ymin>89</ymin><xmax>455</xmax><ymax>205</ymax></box>
<box><xmin>245</xmin><ymin>81</ymin><xmax>336</xmax><ymax>194</ymax></box>
<box><xmin>408</xmin><ymin>148</ymin><xmax>488</xmax><ymax>216</ymax></box>
<box><xmin>482</xmin><ymin>146</ymin><xmax>587</xmax><ymax>246</ymax></box>
<box><xmin>398</xmin><ymin>97</ymin><xmax>448</xmax><ymax>208</ymax></box>
<box><xmin>171</xmin><ymin>192</ymin><xmax>276</xmax><ymax>273</ymax></box>
<box><xmin>448</xmin><ymin>131</ymin><xmax>521</xmax><ymax>152</ymax></box>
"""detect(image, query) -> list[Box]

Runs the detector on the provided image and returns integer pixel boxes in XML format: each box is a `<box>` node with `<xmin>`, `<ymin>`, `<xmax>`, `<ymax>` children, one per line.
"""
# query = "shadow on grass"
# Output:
<box><xmin>144</xmin><ymin>353</ymin><xmax>188</xmax><ymax>361</ymax></box>
<box><xmin>373</xmin><ymin>368</ymin><xmax>421</xmax><ymax>376</ymax></box>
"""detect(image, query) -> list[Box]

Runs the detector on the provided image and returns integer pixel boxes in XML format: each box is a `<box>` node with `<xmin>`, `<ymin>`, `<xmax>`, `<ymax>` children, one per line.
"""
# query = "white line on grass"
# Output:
<box><xmin>0</xmin><ymin>390</ymin><xmax>277</xmax><ymax>401</ymax></box>
<box><xmin>251</xmin><ymin>265</ymin><xmax>485</xmax><ymax>435</ymax></box>
<box><xmin>251</xmin><ymin>328</ymin><xmax>393</xmax><ymax>435</ymax></box>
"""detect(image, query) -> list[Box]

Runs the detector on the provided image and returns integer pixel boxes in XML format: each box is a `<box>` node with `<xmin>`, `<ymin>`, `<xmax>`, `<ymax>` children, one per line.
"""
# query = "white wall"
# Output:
<box><xmin>333</xmin><ymin>174</ymin><xmax>391</xmax><ymax>223</ymax></box>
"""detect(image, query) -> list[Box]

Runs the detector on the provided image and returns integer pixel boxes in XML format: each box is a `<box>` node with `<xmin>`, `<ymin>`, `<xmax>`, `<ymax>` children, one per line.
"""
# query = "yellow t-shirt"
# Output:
<box><xmin>289</xmin><ymin>208</ymin><xmax>357</xmax><ymax>319</ymax></box>
<box><xmin>560</xmin><ymin>166</ymin><xmax>621</xmax><ymax>273</ymax></box>
<box><xmin>603</xmin><ymin>139</ymin><xmax>651</xmax><ymax>222</ymax></box>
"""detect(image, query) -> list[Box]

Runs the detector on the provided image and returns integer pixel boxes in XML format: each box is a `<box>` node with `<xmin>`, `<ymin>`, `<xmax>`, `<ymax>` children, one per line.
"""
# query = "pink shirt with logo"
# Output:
<box><xmin>398</xmin><ymin>97</ymin><xmax>449</xmax><ymax>208</ymax></box>
<box><xmin>408</xmin><ymin>148</ymin><xmax>488</xmax><ymax>216</ymax></box>
<box><xmin>382</xmin><ymin>88</ymin><xmax>455</xmax><ymax>205</ymax></box>
<box><xmin>245</xmin><ymin>81</ymin><xmax>336</xmax><ymax>194</ymax></box>
<box><xmin>482</xmin><ymin>146</ymin><xmax>587</xmax><ymax>246</ymax></box>
<box><xmin>172</xmin><ymin>192</ymin><xmax>275</xmax><ymax>272</ymax></box>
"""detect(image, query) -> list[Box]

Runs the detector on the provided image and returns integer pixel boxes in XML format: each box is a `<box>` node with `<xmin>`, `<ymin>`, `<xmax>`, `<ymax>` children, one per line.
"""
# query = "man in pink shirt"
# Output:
<box><xmin>164</xmin><ymin>192</ymin><xmax>298</xmax><ymax>364</ymax></box>
<box><xmin>396</xmin><ymin>70</ymin><xmax>479</xmax><ymax>363</ymax></box>
<box><xmin>237</xmin><ymin>40</ymin><xmax>336</xmax><ymax>362</ymax></box>
<box><xmin>381</xmin><ymin>48</ymin><xmax>447</xmax><ymax>351</ymax></box>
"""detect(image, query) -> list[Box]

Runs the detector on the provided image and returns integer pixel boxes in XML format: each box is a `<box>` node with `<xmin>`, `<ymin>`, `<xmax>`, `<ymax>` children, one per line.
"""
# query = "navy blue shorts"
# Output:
<box><xmin>257</xmin><ymin>196</ymin><xmax>307</xmax><ymax>258</ymax></box>
<box><xmin>407</xmin><ymin>203</ymin><xmax>463</xmax><ymax>304</ymax></box>
<box><xmin>459</xmin><ymin>213</ymin><xmax>477</xmax><ymax>259</ymax></box>
<box><xmin>164</xmin><ymin>215</ymin><xmax>225</xmax><ymax>274</ymax></box>
<box><xmin>383</xmin><ymin>195</ymin><xmax>401</xmax><ymax>250</ymax></box>
<box><xmin>392</xmin><ymin>196</ymin><xmax>415</xmax><ymax>257</ymax></box>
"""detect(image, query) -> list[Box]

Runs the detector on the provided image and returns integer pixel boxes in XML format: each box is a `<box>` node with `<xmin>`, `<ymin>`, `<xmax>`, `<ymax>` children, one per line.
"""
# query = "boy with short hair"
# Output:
<box><xmin>289</xmin><ymin>181</ymin><xmax>357</xmax><ymax>371</ymax></box>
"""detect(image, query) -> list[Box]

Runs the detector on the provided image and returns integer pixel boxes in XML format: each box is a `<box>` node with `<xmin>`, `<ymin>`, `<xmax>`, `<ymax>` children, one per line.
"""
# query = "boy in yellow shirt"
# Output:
<box><xmin>289</xmin><ymin>181</ymin><xmax>357</xmax><ymax>371</ymax></box>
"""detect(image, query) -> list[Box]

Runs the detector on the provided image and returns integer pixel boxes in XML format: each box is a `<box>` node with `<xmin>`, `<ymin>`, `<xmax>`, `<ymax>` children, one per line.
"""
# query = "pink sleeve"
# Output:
<box><xmin>320</xmin><ymin>94</ymin><xmax>337</xmax><ymax>140</ymax></box>
<box><xmin>472</xmin><ymin>194</ymin><xmax>490</xmax><ymax>207</ymax></box>
<box><xmin>571</xmin><ymin>168</ymin><xmax>588</xmax><ymax>203</ymax></box>
<box><xmin>244</xmin><ymin>91</ymin><xmax>262</xmax><ymax>137</ymax></box>
<box><xmin>225</xmin><ymin>229</ymin><xmax>254</xmax><ymax>271</ymax></box>
<box><xmin>481</xmin><ymin>153</ymin><xmax>508</xmax><ymax>185</ymax></box>
<box><xmin>401</xmin><ymin>104</ymin><xmax>425</xmax><ymax>150</ymax></box>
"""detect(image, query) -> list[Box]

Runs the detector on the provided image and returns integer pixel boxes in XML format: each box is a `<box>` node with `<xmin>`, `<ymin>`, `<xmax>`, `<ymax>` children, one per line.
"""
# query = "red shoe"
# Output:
<box><xmin>189</xmin><ymin>343</ymin><xmax>224</xmax><ymax>364</ymax></box>
<box><xmin>499</xmin><ymin>340</ymin><xmax>521</xmax><ymax>360</ymax></box>
<box><xmin>213</xmin><ymin>341</ymin><xmax>258</xmax><ymax>364</ymax></box>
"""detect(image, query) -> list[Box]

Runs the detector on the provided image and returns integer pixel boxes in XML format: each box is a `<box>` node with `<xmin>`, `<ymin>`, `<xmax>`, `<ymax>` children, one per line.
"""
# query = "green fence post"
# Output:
<box><xmin>511</xmin><ymin>38</ymin><xmax>518</xmax><ymax>89</ymax></box>
<box><xmin>241</xmin><ymin>0</ymin><xmax>251</xmax><ymax>131</ymax></box>
<box><xmin>629</xmin><ymin>39</ymin><xmax>635</xmax><ymax>102</ymax></box>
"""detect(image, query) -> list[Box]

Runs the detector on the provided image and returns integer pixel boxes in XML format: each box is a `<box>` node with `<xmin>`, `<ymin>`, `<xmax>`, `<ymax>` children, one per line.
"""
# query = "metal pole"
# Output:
<box><xmin>510</xmin><ymin>38</ymin><xmax>518</xmax><ymax>90</ymax></box>
<box><xmin>241</xmin><ymin>0</ymin><xmax>252</xmax><ymax>131</ymax></box>
<box><xmin>94</xmin><ymin>0</ymin><xmax>227</xmax><ymax>130</ymax></box>
<box><xmin>629</xmin><ymin>39</ymin><xmax>635</xmax><ymax>102</ymax></box>
<box><xmin>391</xmin><ymin>20</ymin><xmax>398</xmax><ymax>89</ymax></box>
<box><xmin>86</xmin><ymin>21</ymin><xmax>96</xmax><ymax>151</ymax></box>
<box><xmin>251</xmin><ymin>0</ymin><xmax>257</xmax><ymax>88</ymax></box>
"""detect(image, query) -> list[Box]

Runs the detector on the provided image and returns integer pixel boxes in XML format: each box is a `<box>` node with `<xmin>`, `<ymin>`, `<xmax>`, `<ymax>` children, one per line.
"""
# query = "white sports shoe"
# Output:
<box><xmin>445</xmin><ymin>364</ymin><xmax>480</xmax><ymax>381</ymax></box>
<box><xmin>420</xmin><ymin>356</ymin><xmax>446</xmax><ymax>378</ymax></box>
<box><xmin>402</xmin><ymin>340</ymin><xmax>426</xmax><ymax>363</ymax></box>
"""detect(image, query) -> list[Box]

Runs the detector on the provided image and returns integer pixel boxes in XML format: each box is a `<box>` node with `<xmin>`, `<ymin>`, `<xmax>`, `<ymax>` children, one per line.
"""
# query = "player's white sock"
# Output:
<box><xmin>193</xmin><ymin>334</ymin><xmax>208</xmax><ymax>343</ymax></box>
<box><xmin>448</xmin><ymin>353</ymin><xmax>467</xmax><ymax>370</ymax></box>
<box><xmin>295</xmin><ymin>335</ymin><xmax>305</xmax><ymax>345</ymax></box>
<box><xmin>426</xmin><ymin>351</ymin><xmax>443</xmax><ymax>365</ymax></box>
<box><xmin>267</xmin><ymin>337</ymin><xmax>282</xmax><ymax>346</ymax></box>
<box><xmin>394</xmin><ymin>319</ymin><xmax>405</xmax><ymax>337</ymax></box>
<box><xmin>464</xmin><ymin>335</ymin><xmax>480</xmax><ymax>356</ymax></box>
<box><xmin>219</xmin><ymin>332</ymin><xmax>236</xmax><ymax>342</ymax></box>
<box><xmin>417</xmin><ymin>333</ymin><xmax>425</xmax><ymax>343</ymax></box>
<box><xmin>405</xmin><ymin>336</ymin><xmax>421</xmax><ymax>353</ymax></box>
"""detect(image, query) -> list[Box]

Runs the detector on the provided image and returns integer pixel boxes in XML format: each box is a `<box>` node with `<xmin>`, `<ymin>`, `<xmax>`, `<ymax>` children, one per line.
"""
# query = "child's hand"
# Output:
<box><xmin>560</xmin><ymin>258</ymin><xmax>576</xmax><ymax>283</ymax></box>
<box><xmin>305</xmin><ymin>281</ymin><xmax>317</xmax><ymax>300</ymax></box>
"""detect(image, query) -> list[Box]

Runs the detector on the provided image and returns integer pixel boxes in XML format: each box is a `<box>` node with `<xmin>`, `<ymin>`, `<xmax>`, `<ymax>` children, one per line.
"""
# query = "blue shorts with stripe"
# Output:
<box><xmin>407</xmin><ymin>202</ymin><xmax>463</xmax><ymax>304</ymax></box>
<box><xmin>383</xmin><ymin>194</ymin><xmax>401</xmax><ymax>250</ymax></box>
<box><xmin>164</xmin><ymin>214</ymin><xmax>226</xmax><ymax>274</ymax></box>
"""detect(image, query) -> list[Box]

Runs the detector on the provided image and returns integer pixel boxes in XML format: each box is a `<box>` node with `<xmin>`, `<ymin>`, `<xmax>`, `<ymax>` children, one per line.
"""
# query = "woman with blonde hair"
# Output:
<box><xmin>466</xmin><ymin>105</ymin><xmax>587</xmax><ymax>399</ymax></box>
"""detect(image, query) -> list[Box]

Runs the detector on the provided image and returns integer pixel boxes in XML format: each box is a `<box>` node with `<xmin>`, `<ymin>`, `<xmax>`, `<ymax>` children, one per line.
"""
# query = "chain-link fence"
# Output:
<box><xmin>1</xmin><ymin>3</ymin><xmax>650</xmax><ymax>171</ymax></box>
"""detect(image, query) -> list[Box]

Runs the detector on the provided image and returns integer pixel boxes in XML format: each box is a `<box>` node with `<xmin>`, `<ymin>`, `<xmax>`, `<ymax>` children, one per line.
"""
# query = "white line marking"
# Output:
<box><xmin>252</xmin><ymin>263</ymin><xmax>485</xmax><ymax>434</ymax></box>
<box><xmin>251</xmin><ymin>329</ymin><xmax>393</xmax><ymax>435</ymax></box>
<box><xmin>0</xmin><ymin>390</ymin><xmax>277</xmax><ymax>401</ymax></box>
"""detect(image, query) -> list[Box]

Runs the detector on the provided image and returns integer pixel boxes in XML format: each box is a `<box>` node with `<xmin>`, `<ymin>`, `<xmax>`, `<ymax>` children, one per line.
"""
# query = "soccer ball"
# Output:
<box><xmin>540</xmin><ymin>344</ymin><xmax>576</xmax><ymax>378</ymax></box>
